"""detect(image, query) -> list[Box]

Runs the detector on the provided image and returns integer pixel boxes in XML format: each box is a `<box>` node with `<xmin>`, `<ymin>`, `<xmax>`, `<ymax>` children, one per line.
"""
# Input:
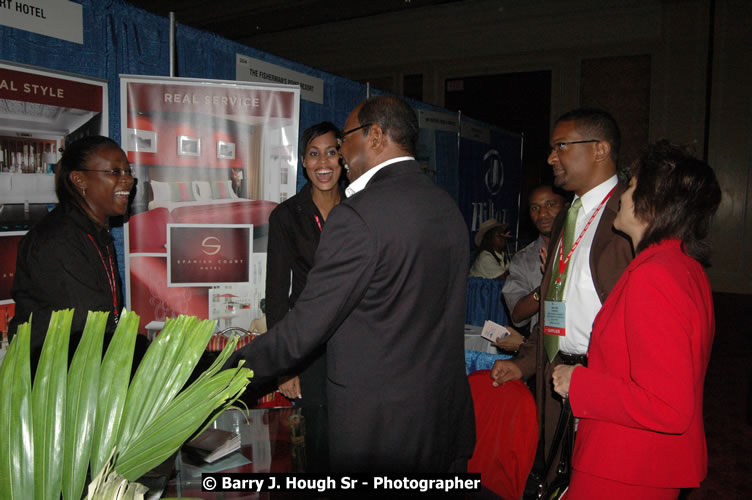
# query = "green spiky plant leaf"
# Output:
<box><xmin>62</xmin><ymin>311</ymin><xmax>107</xmax><ymax>500</ymax></box>
<box><xmin>0</xmin><ymin>309</ymin><xmax>253</xmax><ymax>500</ymax></box>
<box><xmin>32</xmin><ymin>310</ymin><xmax>73</xmax><ymax>500</ymax></box>
<box><xmin>0</xmin><ymin>320</ymin><xmax>33</xmax><ymax>499</ymax></box>
<box><xmin>90</xmin><ymin>310</ymin><xmax>140</xmax><ymax>478</ymax></box>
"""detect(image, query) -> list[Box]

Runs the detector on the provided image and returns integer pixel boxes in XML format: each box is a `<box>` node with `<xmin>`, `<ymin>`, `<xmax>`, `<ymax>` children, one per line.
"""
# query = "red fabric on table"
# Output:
<box><xmin>205</xmin><ymin>333</ymin><xmax>255</xmax><ymax>352</ymax></box>
<box><xmin>467</xmin><ymin>370</ymin><xmax>538</xmax><ymax>500</ymax></box>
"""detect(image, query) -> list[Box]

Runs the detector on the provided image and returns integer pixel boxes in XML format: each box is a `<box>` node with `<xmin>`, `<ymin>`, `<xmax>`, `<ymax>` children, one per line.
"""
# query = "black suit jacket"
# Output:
<box><xmin>234</xmin><ymin>159</ymin><xmax>475</xmax><ymax>472</ymax></box>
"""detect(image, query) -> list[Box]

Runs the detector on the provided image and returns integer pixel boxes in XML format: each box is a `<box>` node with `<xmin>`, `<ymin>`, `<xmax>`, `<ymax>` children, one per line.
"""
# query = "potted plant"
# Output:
<box><xmin>0</xmin><ymin>308</ymin><xmax>253</xmax><ymax>500</ymax></box>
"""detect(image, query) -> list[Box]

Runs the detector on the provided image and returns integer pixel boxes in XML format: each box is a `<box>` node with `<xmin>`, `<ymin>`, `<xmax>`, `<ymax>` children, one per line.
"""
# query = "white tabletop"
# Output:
<box><xmin>464</xmin><ymin>324</ymin><xmax>502</xmax><ymax>354</ymax></box>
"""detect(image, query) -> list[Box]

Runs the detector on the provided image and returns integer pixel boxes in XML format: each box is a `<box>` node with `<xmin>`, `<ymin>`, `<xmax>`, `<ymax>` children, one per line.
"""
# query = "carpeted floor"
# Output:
<box><xmin>683</xmin><ymin>292</ymin><xmax>752</xmax><ymax>499</ymax></box>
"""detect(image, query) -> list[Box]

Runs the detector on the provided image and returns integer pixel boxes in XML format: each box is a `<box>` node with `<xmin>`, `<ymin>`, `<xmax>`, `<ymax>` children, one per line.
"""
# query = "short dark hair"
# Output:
<box><xmin>630</xmin><ymin>140</ymin><xmax>721</xmax><ymax>266</ymax></box>
<box><xmin>357</xmin><ymin>96</ymin><xmax>418</xmax><ymax>155</ymax></box>
<box><xmin>556</xmin><ymin>108</ymin><xmax>621</xmax><ymax>162</ymax></box>
<box><xmin>527</xmin><ymin>184</ymin><xmax>567</xmax><ymax>204</ymax></box>
<box><xmin>300</xmin><ymin>121</ymin><xmax>340</xmax><ymax>156</ymax></box>
<box><xmin>56</xmin><ymin>135</ymin><xmax>122</xmax><ymax>207</ymax></box>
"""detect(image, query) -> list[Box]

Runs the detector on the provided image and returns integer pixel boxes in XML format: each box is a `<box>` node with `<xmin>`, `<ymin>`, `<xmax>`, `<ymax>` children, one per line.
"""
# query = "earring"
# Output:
<box><xmin>82</xmin><ymin>187</ymin><xmax>86</xmax><ymax>198</ymax></box>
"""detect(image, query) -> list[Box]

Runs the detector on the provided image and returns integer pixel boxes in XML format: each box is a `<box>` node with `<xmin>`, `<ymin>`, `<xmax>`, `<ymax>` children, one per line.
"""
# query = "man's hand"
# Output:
<box><xmin>552</xmin><ymin>364</ymin><xmax>580</xmax><ymax>398</ymax></box>
<box><xmin>490</xmin><ymin>360</ymin><xmax>523</xmax><ymax>387</ymax></box>
<box><xmin>493</xmin><ymin>326</ymin><xmax>524</xmax><ymax>351</ymax></box>
<box><xmin>278</xmin><ymin>375</ymin><xmax>302</xmax><ymax>399</ymax></box>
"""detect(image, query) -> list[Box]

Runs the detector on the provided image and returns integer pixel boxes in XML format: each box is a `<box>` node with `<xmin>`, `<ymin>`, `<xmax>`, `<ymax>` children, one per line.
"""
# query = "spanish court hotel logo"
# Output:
<box><xmin>167</xmin><ymin>224</ymin><xmax>252</xmax><ymax>286</ymax></box>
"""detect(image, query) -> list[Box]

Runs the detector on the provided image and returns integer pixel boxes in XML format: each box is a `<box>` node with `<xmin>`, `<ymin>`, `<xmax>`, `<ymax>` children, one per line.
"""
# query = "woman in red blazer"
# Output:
<box><xmin>552</xmin><ymin>141</ymin><xmax>722</xmax><ymax>499</ymax></box>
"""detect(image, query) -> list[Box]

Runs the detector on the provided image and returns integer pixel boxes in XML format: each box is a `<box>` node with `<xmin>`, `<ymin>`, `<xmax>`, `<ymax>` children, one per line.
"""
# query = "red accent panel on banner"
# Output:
<box><xmin>0</xmin><ymin>234</ymin><xmax>24</xmax><ymax>301</ymax></box>
<box><xmin>0</xmin><ymin>68</ymin><xmax>103</xmax><ymax>112</ymax></box>
<box><xmin>127</xmin><ymin>201</ymin><xmax>277</xmax><ymax>254</ymax></box>
<box><xmin>127</xmin><ymin>118</ymin><xmax>246</xmax><ymax>168</ymax></box>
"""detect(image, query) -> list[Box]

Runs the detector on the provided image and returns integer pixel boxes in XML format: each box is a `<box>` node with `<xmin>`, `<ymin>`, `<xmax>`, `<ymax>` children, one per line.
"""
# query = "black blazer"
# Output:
<box><xmin>234</xmin><ymin>159</ymin><xmax>475</xmax><ymax>472</ymax></box>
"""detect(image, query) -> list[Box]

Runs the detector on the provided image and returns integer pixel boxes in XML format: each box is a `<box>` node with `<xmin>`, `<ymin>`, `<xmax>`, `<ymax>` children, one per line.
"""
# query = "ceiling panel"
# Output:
<box><xmin>125</xmin><ymin>0</ymin><xmax>465</xmax><ymax>42</ymax></box>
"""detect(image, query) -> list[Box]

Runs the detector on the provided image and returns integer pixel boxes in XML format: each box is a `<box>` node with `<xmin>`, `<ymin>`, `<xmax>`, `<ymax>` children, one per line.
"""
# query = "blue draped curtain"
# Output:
<box><xmin>465</xmin><ymin>277</ymin><xmax>507</xmax><ymax>327</ymax></box>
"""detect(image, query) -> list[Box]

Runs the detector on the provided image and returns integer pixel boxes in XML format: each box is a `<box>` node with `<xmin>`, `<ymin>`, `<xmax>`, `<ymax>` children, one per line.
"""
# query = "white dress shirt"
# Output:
<box><xmin>559</xmin><ymin>175</ymin><xmax>618</xmax><ymax>355</ymax></box>
<box><xmin>345</xmin><ymin>156</ymin><xmax>414</xmax><ymax>198</ymax></box>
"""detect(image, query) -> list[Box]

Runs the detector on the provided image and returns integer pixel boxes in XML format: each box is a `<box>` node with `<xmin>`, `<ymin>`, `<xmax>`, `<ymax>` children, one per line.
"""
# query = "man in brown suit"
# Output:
<box><xmin>491</xmin><ymin>108</ymin><xmax>633</xmax><ymax>484</ymax></box>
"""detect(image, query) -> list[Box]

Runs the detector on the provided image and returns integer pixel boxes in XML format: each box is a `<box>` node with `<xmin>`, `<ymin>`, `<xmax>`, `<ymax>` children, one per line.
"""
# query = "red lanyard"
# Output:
<box><xmin>87</xmin><ymin>234</ymin><xmax>119</xmax><ymax>319</ymax></box>
<box><xmin>314</xmin><ymin>215</ymin><xmax>323</xmax><ymax>232</ymax></box>
<box><xmin>556</xmin><ymin>186</ymin><xmax>616</xmax><ymax>283</ymax></box>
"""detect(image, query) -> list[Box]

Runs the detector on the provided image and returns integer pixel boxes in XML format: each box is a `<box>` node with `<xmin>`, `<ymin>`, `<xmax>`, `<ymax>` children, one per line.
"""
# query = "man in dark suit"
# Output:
<box><xmin>491</xmin><ymin>108</ymin><xmax>633</xmax><ymax>483</ymax></box>
<box><xmin>230</xmin><ymin>96</ymin><xmax>474</xmax><ymax>472</ymax></box>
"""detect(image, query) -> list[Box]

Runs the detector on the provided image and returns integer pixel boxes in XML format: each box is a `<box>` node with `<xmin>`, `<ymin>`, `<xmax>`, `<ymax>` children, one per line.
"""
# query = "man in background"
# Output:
<box><xmin>230</xmin><ymin>95</ymin><xmax>474</xmax><ymax>473</ymax></box>
<box><xmin>491</xmin><ymin>108</ymin><xmax>633</xmax><ymax>482</ymax></box>
<box><xmin>502</xmin><ymin>185</ymin><xmax>565</xmax><ymax>336</ymax></box>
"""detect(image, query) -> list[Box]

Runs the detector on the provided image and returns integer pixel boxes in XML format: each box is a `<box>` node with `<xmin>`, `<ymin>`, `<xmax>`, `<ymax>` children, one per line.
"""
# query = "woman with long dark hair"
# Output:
<box><xmin>552</xmin><ymin>141</ymin><xmax>722</xmax><ymax>499</ymax></box>
<box><xmin>262</xmin><ymin>121</ymin><xmax>344</xmax><ymax>471</ymax></box>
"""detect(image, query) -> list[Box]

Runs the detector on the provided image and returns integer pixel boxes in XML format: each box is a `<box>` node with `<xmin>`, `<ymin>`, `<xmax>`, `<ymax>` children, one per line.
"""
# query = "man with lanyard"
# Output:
<box><xmin>491</xmin><ymin>108</ymin><xmax>633</xmax><ymax>485</ymax></box>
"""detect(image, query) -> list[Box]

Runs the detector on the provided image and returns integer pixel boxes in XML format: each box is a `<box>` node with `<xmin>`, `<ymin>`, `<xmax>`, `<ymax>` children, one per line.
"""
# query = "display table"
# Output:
<box><xmin>464</xmin><ymin>324</ymin><xmax>499</xmax><ymax>353</ymax></box>
<box><xmin>167</xmin><ymin>407</ymin><xmax>308</xmax><ymax>499</ymax></box>
<box><xmin>464</xmin><ymin>324</ymin><xmax>514</xmax><ymax>375</ymax></box>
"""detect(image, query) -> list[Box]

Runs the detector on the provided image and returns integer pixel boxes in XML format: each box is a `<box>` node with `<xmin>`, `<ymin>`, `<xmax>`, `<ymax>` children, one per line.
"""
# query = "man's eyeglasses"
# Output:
<box><xmin>77</xmin><ymin>168</ymin><xmax>135</xmax><ymax>178</ymax></box>
<box><xmin>337</xmin><ymin>123</ymin><xmax>373</xmax><ymax>147</ymax></box>
<box><xmin>550</xmin><ymin>139</ymin><xmax>599</xmax><ymax>153</ymax></box>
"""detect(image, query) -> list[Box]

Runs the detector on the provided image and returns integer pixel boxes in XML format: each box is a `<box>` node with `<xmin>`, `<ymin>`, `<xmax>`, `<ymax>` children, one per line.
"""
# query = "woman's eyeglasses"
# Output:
<box><xmin>77</xmin><ymin>168</ymin><xmax>135</xmax><ymax>178</ymax></box>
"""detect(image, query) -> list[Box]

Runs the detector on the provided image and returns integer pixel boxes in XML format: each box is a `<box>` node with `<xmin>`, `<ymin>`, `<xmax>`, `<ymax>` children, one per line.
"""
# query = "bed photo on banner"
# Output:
<box><xmin>121</xmin><ymin>76</ymin><xmax>300</xmax><ymax>335</ymax></box>
<box><xmin>0</xmin><ymin>61</ymin><xmax>108</xmax><ymax>340</ymax></box>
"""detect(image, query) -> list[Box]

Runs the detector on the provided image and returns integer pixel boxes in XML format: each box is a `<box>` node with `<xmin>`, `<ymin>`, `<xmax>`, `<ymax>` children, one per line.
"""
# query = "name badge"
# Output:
<box><xmin>543</xmin><ymin>300</ymin><xmax>566</xmax><ymax>336</ymax></box>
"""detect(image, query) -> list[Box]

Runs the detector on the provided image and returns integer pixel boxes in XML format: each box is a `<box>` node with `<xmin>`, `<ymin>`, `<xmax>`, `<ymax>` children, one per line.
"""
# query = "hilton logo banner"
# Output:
<box><xmin>457</xmin><ymin>120</ymin><xmax>522</xmax><ymax>251</ymax></box>
<box><xmin>167</xmin><ymin>224</ymin><xmax>251</xmax><ymax>286</ymax></box>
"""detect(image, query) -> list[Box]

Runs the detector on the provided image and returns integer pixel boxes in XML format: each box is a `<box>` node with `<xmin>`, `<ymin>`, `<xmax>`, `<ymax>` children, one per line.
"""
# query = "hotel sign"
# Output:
<box><xmin>236</xmin><ymin>54</ymin><xmax>324</xmax><ymax>104</ymax></box>
<box><xmin>167</xmin><ymin>224</ymin><xmax>252</xmax><ymax>287</ymax></box>
<box><xmin>0</xmin><ymin>0</ymin><xmax>83</xmax><ymax>45</ymax></box>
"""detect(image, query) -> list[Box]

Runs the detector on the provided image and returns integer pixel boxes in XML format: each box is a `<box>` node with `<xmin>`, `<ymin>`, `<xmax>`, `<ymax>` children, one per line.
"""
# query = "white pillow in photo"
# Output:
<box><xmin>193</xmin><ymin>181</ymin><xmax>212</xmax><ymax>201</ymax></box>
<box><xmin>150</xmin><ymin>180</ymin><xmax>171</xmax><ymax>201</ymax></box>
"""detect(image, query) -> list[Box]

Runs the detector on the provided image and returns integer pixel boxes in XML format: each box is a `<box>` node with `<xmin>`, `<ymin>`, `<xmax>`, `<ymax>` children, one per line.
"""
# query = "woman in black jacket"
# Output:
<box><xmin>265</xmin><ymin>122</ymin><xmax>344</xmax><ymax>404</ymax></box>
<box><xmin>9</xmin><ymin>135</ymin><xmax>139</xmax><ymax>370</ymax></box>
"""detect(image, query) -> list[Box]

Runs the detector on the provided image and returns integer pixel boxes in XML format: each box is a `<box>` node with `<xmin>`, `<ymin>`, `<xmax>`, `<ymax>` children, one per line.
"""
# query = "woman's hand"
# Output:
<box><xmin>493</xmin><ymin>326</ymin><xmax>524</xmax><ymax>351</ymax></box>
<box><xmin>552</xmin><ymin>364</ymin><xmax>580</xmax><ymax>398</ymax></box>
<box><xmin>278</xmin><ymin>375</ymin><xmax>302</xmax><ymax>399</ymax></box>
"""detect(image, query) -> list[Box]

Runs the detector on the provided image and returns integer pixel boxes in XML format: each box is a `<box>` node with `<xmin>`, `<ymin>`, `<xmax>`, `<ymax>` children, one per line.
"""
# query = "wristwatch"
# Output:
<box><xmin>532</xmin><ymin>287</ymin><xmax>541</xmax><ymax>302</ymax></box>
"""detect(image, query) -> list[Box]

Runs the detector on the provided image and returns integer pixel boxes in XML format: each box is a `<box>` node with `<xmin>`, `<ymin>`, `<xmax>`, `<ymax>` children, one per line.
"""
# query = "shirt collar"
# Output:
<box><xmin>345</xmin><ymin>156</ymin><xmax>414</xmax><ymax>198</ymax></box>
<box><xmin>573</xmin><ymin>175</ymin><xmax>618</xmax><ymax>214</ymax></box>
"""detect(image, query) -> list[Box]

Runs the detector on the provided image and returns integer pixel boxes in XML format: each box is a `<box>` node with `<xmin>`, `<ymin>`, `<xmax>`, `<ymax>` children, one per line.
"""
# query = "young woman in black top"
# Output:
<box><xmin>264</xmin><ymin>122</ymin><xmax>344</xmax><ymax>404</ymax></box>
<box><xmin>262</xmin><ymin>122</ymin><xmax>344</xmax><ymax>471</ymax></box>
